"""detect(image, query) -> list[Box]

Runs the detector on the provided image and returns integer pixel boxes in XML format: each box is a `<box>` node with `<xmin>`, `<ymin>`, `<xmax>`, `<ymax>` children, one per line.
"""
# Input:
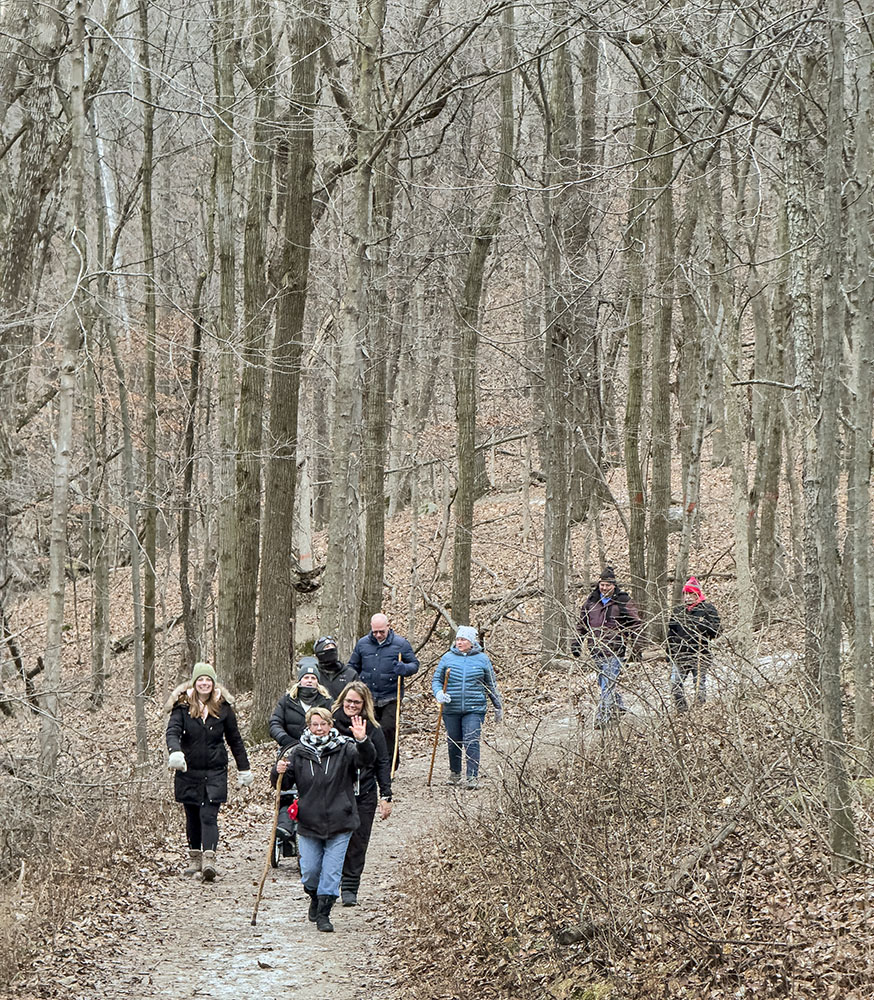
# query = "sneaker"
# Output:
<box><xmin>341</xmin><ymin>889</ymin><xmax>358</xmax><ymax>907</ymax></box>
<box><xmin>446</xmin><ymin>773</ymin><xmax>462</xmax><ymax>786</ymax></box>
<box><xmin>465</xmin><ymin>776</ymin><xmax>480</xmax><ymax>791</ymax></box>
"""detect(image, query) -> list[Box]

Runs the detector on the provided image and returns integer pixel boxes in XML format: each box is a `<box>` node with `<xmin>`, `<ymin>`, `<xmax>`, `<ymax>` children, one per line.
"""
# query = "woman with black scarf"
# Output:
<box><xmin>331</xmin><ymin>681</ymin><xmax>393</xmax><ymax>907</ymax></box>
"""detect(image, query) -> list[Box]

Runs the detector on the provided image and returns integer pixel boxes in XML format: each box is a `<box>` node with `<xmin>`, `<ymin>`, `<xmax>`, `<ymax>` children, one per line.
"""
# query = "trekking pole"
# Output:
<box><xmin>251</xmin><ymin>768</ymin><xmax>284</xmax><ymax>926</ymax></box>
<box><xmin>427</xmin><ymin>668</ymin><xmax>450</xmax><ymax>787</ymax></box>
<box><xmin>391</xmin><ymin>663</ymin><xmax>402</xmax><ymax>779</ymax></box>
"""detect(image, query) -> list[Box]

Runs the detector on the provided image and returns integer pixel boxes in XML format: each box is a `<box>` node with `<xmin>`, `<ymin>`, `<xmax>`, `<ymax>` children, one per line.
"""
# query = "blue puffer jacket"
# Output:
<box><xmin>431</xmin><ymin>644</ymin><xmax>502</xmax><ymax>716</ymax></box>
<box><xmin>348</xmin><ymin>629</ymin><xmax>420</xmax><ymax>706</ymax></box>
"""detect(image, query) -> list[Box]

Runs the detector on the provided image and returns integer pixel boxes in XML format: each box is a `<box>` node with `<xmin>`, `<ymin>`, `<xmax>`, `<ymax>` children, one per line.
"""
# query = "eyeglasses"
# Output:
<box><xmin>372</xmin><ymin>628</ymin><xmax>388</xmax><ymax>636</ymax></box>
<box><xmin>343</xmin><ymin>699</ymin><xmax>364</xmax><ymax>709</ymax></box>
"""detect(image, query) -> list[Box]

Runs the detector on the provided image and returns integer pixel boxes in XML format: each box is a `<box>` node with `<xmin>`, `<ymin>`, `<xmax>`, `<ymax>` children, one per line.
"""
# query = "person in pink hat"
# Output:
<box><xmin>667</xmin><ymin>577</ymin><xmax>721</xmax><ymax>711</ymax></box>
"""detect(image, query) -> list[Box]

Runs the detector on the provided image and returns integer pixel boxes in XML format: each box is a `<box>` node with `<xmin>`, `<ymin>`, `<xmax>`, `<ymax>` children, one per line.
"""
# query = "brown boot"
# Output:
<box><xmin>184</xmin><ymin>849</ymin><xmax>202</xmax><ymax>876</ymax></box>
<box><xmin>201</xmin><ymin>850</ymin><xmax>217</xmax><ymax>882</ymax></box>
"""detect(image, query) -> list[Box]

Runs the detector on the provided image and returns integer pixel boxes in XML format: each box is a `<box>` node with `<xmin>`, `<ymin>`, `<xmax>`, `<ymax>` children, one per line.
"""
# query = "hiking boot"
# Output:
<box><xmin>465</xmin><ymin>776</ymin><xmax>480</xmax><ymax>791</ymax></box>
<box><xmin>446</xmin><ymin>772</ymin><xmax>462</xmax><ymax>786</ymax></box>
<box><xmin>341</xmin><ymin>889</ymin><xmax>358</xmax><ymax>907</ymax></box>
<box><xmin>201</xmin><ymin>850</ymin><xmax>217</xmax><ymax>882</ymax></box>
<box><xmin>316</xmin><ymin>895</ymin><xmax>336</xmax><ymax>932</ymax></box>
<box><xmin>184</xmin><ymin>849</ymin><xmax>202</xmax><ymax>876</ymax></box>
<box><xmin>304</xmin><ymin>886</ymin><xmax>319</xmax><ymax>922</ymax></box>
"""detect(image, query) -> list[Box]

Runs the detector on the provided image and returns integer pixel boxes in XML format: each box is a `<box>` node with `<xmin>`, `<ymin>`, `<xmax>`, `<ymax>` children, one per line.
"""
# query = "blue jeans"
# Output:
<box><xmin>594</xmin><ymin>655</ymin><xmax>626</xmax><ymax>721</ymax></box>
<box><xmin>297</xmin><ymin>831</ymin><xmax>353</xmax><ymax>897</ymax></box>
<box><xmin>443</xmin><ymin>711</ymin><xmax>485</xmax><ymax>778</ymax></box>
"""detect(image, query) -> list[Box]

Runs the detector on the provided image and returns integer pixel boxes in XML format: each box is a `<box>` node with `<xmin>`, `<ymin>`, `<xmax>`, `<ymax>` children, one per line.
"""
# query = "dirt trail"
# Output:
<box><xmin>20</xmin><ymin>744</ymin><xmax>454</xmax><ymax>1000</ymax></box>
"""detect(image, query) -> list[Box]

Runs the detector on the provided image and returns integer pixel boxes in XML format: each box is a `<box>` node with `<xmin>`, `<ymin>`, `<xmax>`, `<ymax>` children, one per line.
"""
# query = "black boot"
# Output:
<box><xmin>316</xmin><ymin>894</ymin><xmax>336</xmax><ymax>932</ymax></box>
<box><xmin>304</xmin><ymin>886</ymin><xmax>319</xmax><ymax>922</ymax></box>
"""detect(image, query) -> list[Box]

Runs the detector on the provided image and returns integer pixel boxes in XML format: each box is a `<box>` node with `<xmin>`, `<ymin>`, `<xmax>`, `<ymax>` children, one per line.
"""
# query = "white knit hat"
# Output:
<box><xmin>456</xmin><ymin>625</ymin><xmax>478</xmax><ymax>645</ymax></box>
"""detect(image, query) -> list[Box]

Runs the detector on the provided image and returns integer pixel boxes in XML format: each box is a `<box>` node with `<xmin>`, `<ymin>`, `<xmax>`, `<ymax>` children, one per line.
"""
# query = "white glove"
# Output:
<box><xmin>237</xmin><ymin>770</ymin><xmax>254</xmax><ymax>788</ymax></box>
<box><xmin>435</xmin><ymin>690</ymin><xmax>451</xmax><ymax>704</ymax></box>
<box><xmin>168</xmin><ymin>751</ymin><xmax>187</xmax><ymax>771</ymax></box>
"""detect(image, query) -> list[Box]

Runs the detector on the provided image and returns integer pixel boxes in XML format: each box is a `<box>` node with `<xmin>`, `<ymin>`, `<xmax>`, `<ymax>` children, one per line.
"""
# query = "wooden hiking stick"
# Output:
<box><xmin>427</xmin><ymin>668</ymin><xmax>450</xmax><ymax>787</ymax></box>
<box><xmin>391</xmin><ymin>665</ymin><xmax>402</xmax><ymax>779</ymax></box>
<box><xmin>251</xmin><ymin>768</ymin><xmax>284</xmax><ymax>926</ymax></box>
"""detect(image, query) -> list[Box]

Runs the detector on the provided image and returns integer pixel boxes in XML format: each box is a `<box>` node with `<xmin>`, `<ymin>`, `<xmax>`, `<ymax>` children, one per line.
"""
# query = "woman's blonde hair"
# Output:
<box><xmin>332</xmin><ymin>681</ymin><xmax>378</xmax><ymax>727</ymax></box>
<box><xmin>186</xmin><ymin>682</ymin><xmax>222</xmax><ymax>719</ymax></box>
<box><xmin>305</xmin><ymin>705</ymin><xmax>334</xmax><ymax>725</ymax></box>
<box><xmin>289</xmin><ymin>679</ymin><xmax>331</xmax><ymax>700</ymax></box>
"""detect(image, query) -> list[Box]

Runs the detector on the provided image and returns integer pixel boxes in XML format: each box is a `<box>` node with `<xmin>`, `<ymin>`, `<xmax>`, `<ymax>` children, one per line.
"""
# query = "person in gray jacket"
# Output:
<box><xmin>431</xmin><ymin>626</ymin><xmax>502</xmax><ymax>791</ymax></box>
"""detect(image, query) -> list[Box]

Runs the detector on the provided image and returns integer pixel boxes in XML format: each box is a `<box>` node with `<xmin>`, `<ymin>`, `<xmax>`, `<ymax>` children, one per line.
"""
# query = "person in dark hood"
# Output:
<box><xmin>165</xmin><ymin>663</ymin><xmax>253</xmax><ymax>881</ymax></box>
<box><xmin>331</xmin><ymin>681</ymin><xmax>392</xmax><ymax>906</ymax></box>
<box><xmin>572</xmin><ymin>566</ymin><xmax>643</xmax><ymax>728</ymax></box>
<box><xmin>667</xmin><ymin>576</ymin><xmax>721</xmax><ymax>712</ymax></box>
<box><xmin>313</xmin><ymin>635</ymin><xmax>359</xmax><ymax>700</ymax></box>
<box><xmin>269</xmin><ymin>657</ymin><xmax>332</xmax><ymax>749</ymax></box>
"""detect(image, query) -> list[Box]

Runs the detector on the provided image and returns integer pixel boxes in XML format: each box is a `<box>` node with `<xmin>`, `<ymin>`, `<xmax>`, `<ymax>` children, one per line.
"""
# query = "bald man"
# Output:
<box><xmin>348</xmin><ymin>613</ymin><xmax>419</xmax><ymax>768</ymax></box>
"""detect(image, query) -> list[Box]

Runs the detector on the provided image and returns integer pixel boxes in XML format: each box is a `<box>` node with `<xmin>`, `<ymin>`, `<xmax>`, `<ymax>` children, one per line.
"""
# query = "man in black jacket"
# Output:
<box><xmin>667</xmin><ymin>576</ymin><xmax>721</xmax><ymax>712</ymax></box>
<box><xmin>313</xmin><ymin>635</ymin><xmax>358</xmax><ymax>700</ymax></box>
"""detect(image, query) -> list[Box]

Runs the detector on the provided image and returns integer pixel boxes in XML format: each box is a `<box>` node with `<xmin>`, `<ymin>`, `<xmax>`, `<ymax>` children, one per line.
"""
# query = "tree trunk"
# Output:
<box><xmin>232</xmin><ymin>3</ymin><xmax>275</xmax><ymax>689</ymax></box>
<box><xmin>849</xmin><ymin>0</ymin><xmax>874</xmax><ymax>761</ymax></box>
<box><xmin>253</xmin><ymin>0</ymin><xmax>321</xmax><ymax>738</ymax></box>
<box><xmin>213</xmin><ymin>0</ymin><xmax>239</xmax><ymax>681</ymax></box>
<box><xmin>139</xmin><ymin>0</ymin><xmax>157</xmax><ymax>696</ymax></box>
<box><xmin>451</xmin><ymin>4</ymin><xmax>514</xmax><ymax>624</ymax></box>
<box><xmin>40</xmin><ymin>1</ymin><xmax>86</xmax><ymax>776</ymax></box>
<box><xmin>322</xmin><ymin>0</ymin><xmax>386</xmax><ymax>651</ymax></box>
<box><xmin>819</xmin><ymin>0</ymin><xmax>860</xmax><ymax>869</ymax></box>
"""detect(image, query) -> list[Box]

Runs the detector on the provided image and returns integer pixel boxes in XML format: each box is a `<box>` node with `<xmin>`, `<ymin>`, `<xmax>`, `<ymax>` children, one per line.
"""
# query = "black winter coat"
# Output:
<box><xmin>333</xmin><ymin>708</ymin><xmax>392</xmax><ymax>801</ymax></box>
<box><xmin>667</xmin><ymin>601</ymin><xmax>721</xmax><ymax>663</ymax></box>
<box><xmin>317</xmin><ymin>661</ymin><xmax>360</xmax><ymax>701</ymax></box>
<box><xmin>165</xmin><ymin>686</ymin><xmax>250</xmax><ymax>806</ymax></box>
<box><xmin>269</xmin><ymin>688</ymin><xmax>332</xmax><ymax>748</ymax></box>
<box><xmin>287</xmin><ymin>737</ymin><xmax>376</xmax><ymax>839</ymax></box>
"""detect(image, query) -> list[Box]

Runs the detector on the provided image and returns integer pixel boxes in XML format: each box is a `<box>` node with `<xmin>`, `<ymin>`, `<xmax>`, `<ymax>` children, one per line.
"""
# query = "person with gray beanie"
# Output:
<box><xmin>431</xmin><ymin>626</ymin><xmax>502</xmax><ymax>790</ymax></box>
<box><xmin>165</xmin><ymin>662</ymin><xmax>253</xmax><ymax>881</ymax></box>
<box><xmin>269</xmin><ymin>656</ymin><xmax>333</xmax><ymax>749</ymax></box>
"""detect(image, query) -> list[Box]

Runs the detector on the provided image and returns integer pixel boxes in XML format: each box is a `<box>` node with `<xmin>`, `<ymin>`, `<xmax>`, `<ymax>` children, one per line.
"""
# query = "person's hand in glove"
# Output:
<box><xmin>168</xmin><ymin>751</ymin><xmax>187</xmax><ymax>771</ymax></box>
<box><xmin>237</xmin><ymin>770</ymin><xmax>254</xmax><ymax>788</ymax></box>
<box><xmin>435</xmin><ymin>690</ymin><xmax>451</xmax><ymax>704</ymax></box>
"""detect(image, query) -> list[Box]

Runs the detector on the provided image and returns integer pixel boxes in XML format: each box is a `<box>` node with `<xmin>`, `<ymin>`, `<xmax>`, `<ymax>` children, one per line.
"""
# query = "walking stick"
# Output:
<box><xmin>391</xmin><ymin>666</ymin><xmax>402</xmax><ymax>779</ymax></box>
<box><xmin>427</xmin><ymin>668</ymin><xmax>450</xmax><ymax>787</ymax></box>
<box><xmin>251</xmin><ymin>768</ymin><xmax>284</xmax><ymax>926</ymax></box>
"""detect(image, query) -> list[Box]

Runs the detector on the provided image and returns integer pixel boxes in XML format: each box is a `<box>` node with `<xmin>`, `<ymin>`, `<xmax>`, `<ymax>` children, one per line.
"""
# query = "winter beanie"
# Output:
<box><xmin>297</xmin><ymin>656</ymin><xmax>321</xmax><ymax>682</ymax></box>
<box><xmin>456</xmin><ymin>625</ymin><xmax>478</xmax><ymax>645</ymax></box>
<box><xmin>313</xmin><ymin>636</ymin><xmax>339</xmax><ymax>666</ymax></box>
<box><xmin>599</xmin><ymin>565</ymin><xmax>617</xmax><ymax>583</ymax></box>
<box><xmin>683</xmin><ymin>576</ymin><xmax>705</xmax><ymax>603</ymax></box>
<box><xmin>191</xmin><ymin>662</ymin><xmax>217</xmax><ymax>685</ymax></box>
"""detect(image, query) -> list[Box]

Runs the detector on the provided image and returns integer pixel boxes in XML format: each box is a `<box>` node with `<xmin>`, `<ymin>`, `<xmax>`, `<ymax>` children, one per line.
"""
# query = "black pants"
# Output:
<box><xmin>341</xmin><ymin>788</ymin><xmax>377</xmax><ymax>893</ymax></box>
<box><xmin>183</xmin><ymin>802</ymin><xmax>221</xmax><ymax>851</ymax></box>
<box><xmin>376</xmin><ymin>701</ymin><xmax>399</xmax><ymax>769</ymax></box>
